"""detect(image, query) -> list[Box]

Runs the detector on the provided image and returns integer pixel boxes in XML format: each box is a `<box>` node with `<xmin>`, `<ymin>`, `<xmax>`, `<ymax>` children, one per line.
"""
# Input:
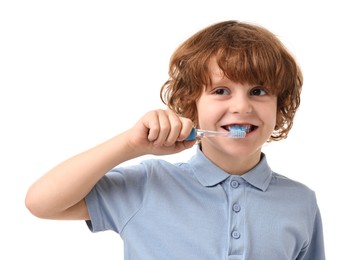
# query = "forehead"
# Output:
<box><xmin>208</xmin><ymin>58</ymin><xmax>226</xmax><ymax>82</ymax></box>
<box><xmin>206</xmin><ymin>57</ymin><xmax>268</xmax><ymax>92</ymax></box>
<box><xmin>207</xmin><ymin>54</ymin><xmax>267</xmax><ymax>88</ymax></box>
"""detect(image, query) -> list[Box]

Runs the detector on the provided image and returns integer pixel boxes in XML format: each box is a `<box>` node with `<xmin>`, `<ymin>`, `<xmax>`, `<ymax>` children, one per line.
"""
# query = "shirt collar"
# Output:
<box><xmin>188</xmin><ymin>146</ymin><xmax>273</xmax><ymax>191</ymax></box>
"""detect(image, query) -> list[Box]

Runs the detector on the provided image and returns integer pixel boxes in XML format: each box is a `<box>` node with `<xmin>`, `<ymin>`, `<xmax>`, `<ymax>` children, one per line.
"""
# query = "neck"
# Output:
<box><xmin>200</xmin><ymin>143</ymin><xmax>262</xmax><ymax>175</ymax></box>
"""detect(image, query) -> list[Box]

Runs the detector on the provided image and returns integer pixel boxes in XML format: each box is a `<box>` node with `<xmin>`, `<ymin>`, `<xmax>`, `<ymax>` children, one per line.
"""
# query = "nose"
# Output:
<box><xmin>228</xmin><ymin>93</ymin><xmax>253</xmax><ymax>114</ymax></box>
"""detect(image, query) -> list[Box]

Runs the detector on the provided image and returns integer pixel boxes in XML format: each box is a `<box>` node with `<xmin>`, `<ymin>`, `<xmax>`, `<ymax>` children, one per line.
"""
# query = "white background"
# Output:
<box><xmin>1</xmin><ymin>0</ymin><xmax>352</xmax><ymax>259</ymax></box>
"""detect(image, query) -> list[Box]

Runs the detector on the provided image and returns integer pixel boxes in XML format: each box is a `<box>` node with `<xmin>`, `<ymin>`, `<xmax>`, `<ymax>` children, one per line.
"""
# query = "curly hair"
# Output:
<box><xmin>160</xmin><ymin>20</ymin><xmax>303</xmax><ymax>141</ymax></box>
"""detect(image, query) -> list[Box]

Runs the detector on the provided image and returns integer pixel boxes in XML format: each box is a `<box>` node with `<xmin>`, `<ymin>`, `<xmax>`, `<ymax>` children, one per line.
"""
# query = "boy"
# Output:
<box><xmin>25</xmin><ymin>20</ymin><xmax>325</xmax><ymax>259</ymax></box>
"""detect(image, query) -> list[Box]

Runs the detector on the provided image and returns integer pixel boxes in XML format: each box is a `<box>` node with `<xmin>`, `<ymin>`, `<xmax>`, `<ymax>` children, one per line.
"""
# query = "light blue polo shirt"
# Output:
<box><xmin>85</xmin><ymin>147</ymin><xmax>325</xmax><ymax>260</ymax></box>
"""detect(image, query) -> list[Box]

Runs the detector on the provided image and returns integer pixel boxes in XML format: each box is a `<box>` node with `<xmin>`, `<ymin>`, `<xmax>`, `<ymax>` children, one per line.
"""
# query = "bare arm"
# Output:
<box><xmin>25</xmin><ymin>109</ymin><xmax>195</xmax><ymax>220</ymax></box>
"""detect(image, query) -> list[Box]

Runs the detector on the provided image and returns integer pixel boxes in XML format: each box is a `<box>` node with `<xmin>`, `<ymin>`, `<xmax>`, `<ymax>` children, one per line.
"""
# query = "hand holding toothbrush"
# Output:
<box><xmin>126</xmin><ymin>109</ymin><xmax>196</xmax><ymax>156</ymax></box>
<box><xmin>126</xmin><ymin>109</ymin><xmax>246</xmax><ymax>157</ymax></box>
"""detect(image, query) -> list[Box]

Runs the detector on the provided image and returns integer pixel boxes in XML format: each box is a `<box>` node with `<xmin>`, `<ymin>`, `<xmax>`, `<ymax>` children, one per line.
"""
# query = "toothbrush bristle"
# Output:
<box><xmin>229</xmin><ymin>130</ymin><xmax>246</xmax><ymax>138</ymax></box>
<box><xmin>229</xmin><ymin>125</ymin><xmax>247</xmax><ymax>138</ymax></box>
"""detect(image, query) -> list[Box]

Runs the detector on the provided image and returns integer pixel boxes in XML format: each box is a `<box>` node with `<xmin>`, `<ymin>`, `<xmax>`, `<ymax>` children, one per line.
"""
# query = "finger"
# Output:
<box><xmin>177</xmin><ymin>117</ymin><xmax>194</xmax><ymax>141</ymax></box>
<box><xmin>163</xmin><ymin>111</ymin><xmax>183</xmax><ymax>146</ymax></box>
<box><xmin>152</xmin><ymin>110</ymin><xmax>171</xmax><ymax>146</ymax></box>
<box><xmin>144</xmin><ymin>111</ymin><xmax>161</xmax><ymax>142</ymax></box>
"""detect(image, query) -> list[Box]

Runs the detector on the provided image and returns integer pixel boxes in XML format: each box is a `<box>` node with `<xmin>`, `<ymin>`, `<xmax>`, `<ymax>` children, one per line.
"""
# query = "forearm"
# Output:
<box><xmin>25</xmin><ymin>131</ymin><xmax>141</xmax><ymax>219</ymax></box>
<box><xmin>25</xmin><ymin>109</ymin><xmax>195</xmax><ymax>219</ymax></box>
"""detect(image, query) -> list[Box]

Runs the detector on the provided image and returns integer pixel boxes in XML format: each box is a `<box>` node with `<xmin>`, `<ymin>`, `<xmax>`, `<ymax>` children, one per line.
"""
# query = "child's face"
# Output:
<box><xmin>196</xmin><ymin>59</ymin><xmax>277</xmax><ymax>171</ymax></box>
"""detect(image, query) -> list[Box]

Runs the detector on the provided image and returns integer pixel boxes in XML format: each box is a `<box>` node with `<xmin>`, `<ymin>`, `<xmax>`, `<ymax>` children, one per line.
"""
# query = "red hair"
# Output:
<box><xmin>161</xmin><ymin>20</ymin><xmax>302</xmax><ymax>141</ymax></box>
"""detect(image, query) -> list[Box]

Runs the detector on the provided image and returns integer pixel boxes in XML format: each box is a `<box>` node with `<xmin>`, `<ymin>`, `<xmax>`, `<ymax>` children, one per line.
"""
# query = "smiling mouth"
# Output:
<box><xmin>222</xmin><ymin>124</ymin><xmax>258</xmax><ymax>134</ymax></box>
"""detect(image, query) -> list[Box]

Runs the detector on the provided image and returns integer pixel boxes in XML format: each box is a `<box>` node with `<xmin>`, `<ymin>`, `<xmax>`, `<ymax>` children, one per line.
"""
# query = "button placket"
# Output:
<box><xmin>227</xmin><ymin>177</ymin><xmax>245</xmax><ymax>256</ymax></box>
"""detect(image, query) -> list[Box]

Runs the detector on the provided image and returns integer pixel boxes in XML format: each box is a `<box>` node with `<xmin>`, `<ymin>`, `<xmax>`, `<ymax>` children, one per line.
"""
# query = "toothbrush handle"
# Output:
<box><xmin>185</xmin><ymin>128</ymin><xmax>229</xmax><ymax>140</ymax></box>
<box><xmin>185</xmin><ymin>128</ymin><xmax>197</xmax><ymax>141</ymax></box>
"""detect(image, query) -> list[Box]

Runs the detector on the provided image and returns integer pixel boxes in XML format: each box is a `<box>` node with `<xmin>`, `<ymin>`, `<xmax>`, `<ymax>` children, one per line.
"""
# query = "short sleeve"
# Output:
<box><xmin>297</xmin><ymin>202</ymin><xmax>326</xmax><ymax>260</ymax></box>
<box><xmin>85</xmin><ymin>163</ymin><xmax>148</xmax><ymax>234</ymax></box>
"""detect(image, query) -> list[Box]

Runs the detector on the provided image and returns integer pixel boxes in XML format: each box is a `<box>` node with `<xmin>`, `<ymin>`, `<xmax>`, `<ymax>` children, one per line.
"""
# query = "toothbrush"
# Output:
<box><xmin>185</xmin><ymin>125</ymin><xmax>247</xmax><ymax>141</ymax></box>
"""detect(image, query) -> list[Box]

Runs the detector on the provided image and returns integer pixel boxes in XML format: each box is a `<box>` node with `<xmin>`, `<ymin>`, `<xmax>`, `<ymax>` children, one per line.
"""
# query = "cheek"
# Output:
<box><xmin>196</xmin><ymin>98</ymin><xmax>216</xmax><ymax>127</ymax></box>
<box><xmin>196</xmin><ymin>104</ymin><xmax>207</xmax><ymax>127</ymax></box>
<box><xmin>260</xmin><ymin>99</ymin><xmax>277</xmax><ymax>129</ymax></box>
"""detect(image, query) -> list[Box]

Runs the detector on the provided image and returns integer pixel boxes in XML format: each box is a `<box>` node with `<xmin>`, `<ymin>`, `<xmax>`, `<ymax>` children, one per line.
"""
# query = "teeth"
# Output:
<box><xmin>227</xmin><ymin>124</ymin><xmax>251</xmax><ymax>133</ymax></box>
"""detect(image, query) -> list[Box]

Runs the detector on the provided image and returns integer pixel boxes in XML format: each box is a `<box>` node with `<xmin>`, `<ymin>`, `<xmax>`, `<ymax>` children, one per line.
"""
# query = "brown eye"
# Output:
<box><xmin>213</xmin><ymin>88</ymin><xmax>230</xmax><ymax>95</ymax></box>
<box><xmin>250</xmin><ymin>87</ymin><xmax>266</xmax><ymax>96</ymax></box>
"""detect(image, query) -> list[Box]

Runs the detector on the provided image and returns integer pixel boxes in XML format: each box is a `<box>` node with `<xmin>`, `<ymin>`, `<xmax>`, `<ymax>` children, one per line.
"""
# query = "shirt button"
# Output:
<box><xmin>231</xmin><ymin>230</ymin><xmax>241</xmax><ymax>239</ymax></box>
<box><xmin>232</xmin><ymin>203</ymin><xmax>241</xmax><ymax>213</ymax></box>
<box><xmin>230</xmin><ymin>180</ymin><xmax>239</xmax><ymax>188</ymax></box>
